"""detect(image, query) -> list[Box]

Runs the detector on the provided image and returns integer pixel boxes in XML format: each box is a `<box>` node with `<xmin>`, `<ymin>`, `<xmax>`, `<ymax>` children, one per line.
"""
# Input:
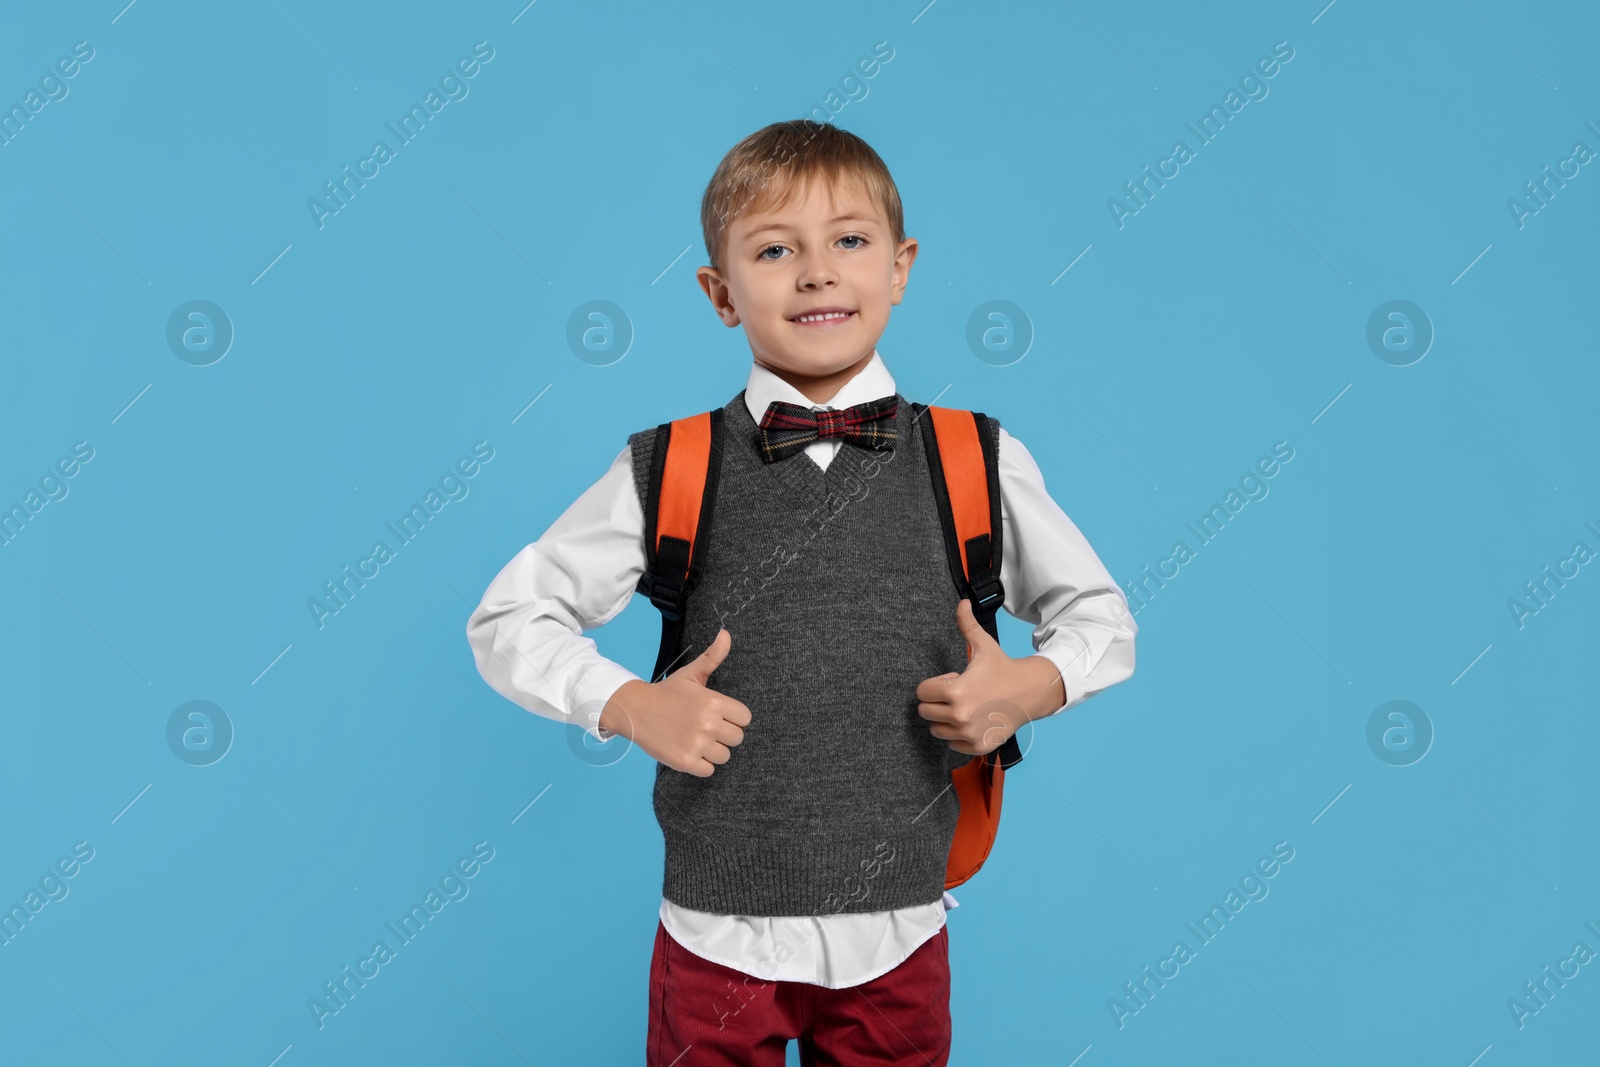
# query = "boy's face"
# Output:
<box><xmin>697</xmin><ymin>173</ymin><xmax>917</xmax><ymax>402</ymax></box>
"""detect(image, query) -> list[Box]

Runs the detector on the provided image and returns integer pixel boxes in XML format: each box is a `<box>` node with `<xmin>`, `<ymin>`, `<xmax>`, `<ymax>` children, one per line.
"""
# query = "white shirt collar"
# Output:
<box><xmin>743</xmin><ymin>348</ymin><xmax>898</xmax><ymax>425</ymax></box>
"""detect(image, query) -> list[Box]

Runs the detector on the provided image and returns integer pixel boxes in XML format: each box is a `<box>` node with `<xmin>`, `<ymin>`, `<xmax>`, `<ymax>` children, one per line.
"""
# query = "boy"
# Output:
<box><xmin>466</xmin><ymin>119</ymin><xmax>1137</xmax><ymax>1065</ymax></box>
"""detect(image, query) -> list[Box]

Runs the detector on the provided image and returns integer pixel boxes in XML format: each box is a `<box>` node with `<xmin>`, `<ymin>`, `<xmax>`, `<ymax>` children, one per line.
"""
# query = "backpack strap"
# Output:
<box><xmin>912</xmin><ymin>403</ymin><xmax>1023</xmax><ymax>772</ymax></box>
<box><xmin>635</xmin><ymin>408</ymin><xmax>725</xmax><ymax>682</ymax></box>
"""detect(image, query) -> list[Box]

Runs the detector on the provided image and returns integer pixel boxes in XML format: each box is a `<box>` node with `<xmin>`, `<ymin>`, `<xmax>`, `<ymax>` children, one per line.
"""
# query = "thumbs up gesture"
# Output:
<box><xmin>915</xmin><ymin>600</ymin><xmax>1067</xmax><ymax>756</ymax></box>
<box><xmin>598</xmin><ymin>628</ymin><xmax>752</xmax><ymax>778</ymax></box>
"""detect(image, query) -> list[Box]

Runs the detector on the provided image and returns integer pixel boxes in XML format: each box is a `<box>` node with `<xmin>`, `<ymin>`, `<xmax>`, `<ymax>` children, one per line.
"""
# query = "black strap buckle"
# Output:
<box><xmin>642</xmin><ymin>573</ymin><xmax>686</xmax><ymax>621</ymax></box>
<box><xmin>962</xmin><ymin>533</ymin><xmax>1004</xmax><ymax>615</ymax></box>
<box><xmin>643</xmin><ymin>535</ymin><xmax>692</xmax><ymax>621</ymax></box>
<box><xmin>969</xmin><ymin>569</ymin><xmax>1004</xmax><ymax>612</ymax></box>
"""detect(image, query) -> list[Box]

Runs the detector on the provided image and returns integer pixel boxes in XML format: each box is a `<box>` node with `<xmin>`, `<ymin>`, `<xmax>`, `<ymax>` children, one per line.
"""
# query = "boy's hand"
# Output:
<box><xmin>598</xmin><ymin>629</ymin><xmax>751</xmax><ymax>777</ymax></box>
<box><xmin>915</xmin><ymin>600</ymin><xmax>1067</xmax><ymax>756</ymax></box>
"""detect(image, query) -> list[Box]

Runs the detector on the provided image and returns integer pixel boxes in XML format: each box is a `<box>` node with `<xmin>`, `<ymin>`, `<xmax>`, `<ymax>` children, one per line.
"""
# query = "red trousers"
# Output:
<box><xmin>645</xmin><ymin>919</ymin><xmax>952</xmax><ymax>1066</ymax></box>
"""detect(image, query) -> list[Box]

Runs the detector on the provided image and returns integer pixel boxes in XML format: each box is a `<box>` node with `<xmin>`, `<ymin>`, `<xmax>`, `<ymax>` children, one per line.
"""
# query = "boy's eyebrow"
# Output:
<box><xmin>741</xmin><ymin>213</ymin><xmax>879</xmax><ymax>238</ymax></box>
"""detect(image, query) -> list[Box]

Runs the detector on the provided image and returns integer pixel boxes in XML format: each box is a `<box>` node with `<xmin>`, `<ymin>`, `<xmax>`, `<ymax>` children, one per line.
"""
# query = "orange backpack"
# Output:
<box><xmin>634</xmin><ymin>402</ymin><xmax>1024</xmax><ymax>891</ymax></box>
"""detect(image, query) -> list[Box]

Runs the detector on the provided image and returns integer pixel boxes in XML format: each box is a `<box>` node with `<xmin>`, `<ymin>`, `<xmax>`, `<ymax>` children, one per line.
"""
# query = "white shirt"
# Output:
<box><xmin>466</xmin><ymin>349</ymin><xmax>1137</xmax><ymax>988</ymax></box>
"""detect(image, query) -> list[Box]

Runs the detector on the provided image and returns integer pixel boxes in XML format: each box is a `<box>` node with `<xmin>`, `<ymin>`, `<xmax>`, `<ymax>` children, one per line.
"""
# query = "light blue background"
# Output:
<box><xmin>2</xmin><ymin>1</ymin><xmax>1596</xmax><ymax>1064</ymax></box>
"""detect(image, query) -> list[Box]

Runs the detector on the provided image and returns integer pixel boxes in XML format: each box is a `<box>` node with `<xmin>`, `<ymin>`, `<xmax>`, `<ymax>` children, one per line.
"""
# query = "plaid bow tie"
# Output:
<box><xmin>757</xmin><ymin>395</ymin><xmax>899</xmax><ymax>464</ymax></box>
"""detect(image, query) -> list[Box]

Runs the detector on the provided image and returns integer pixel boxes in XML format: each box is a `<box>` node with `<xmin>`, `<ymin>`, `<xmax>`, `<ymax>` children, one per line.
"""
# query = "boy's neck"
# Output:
<box><xmin>756</xmin><ymin>348</ymin><xmax>877</xmax><ymax>405</ymax></box>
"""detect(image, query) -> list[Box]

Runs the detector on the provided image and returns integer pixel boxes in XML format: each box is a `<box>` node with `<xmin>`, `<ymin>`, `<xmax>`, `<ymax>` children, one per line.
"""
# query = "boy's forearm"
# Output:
<box><xmin>599</xmin><ymin>679</ymin><xmax>653</xmax><ymax>740</ymax></box>
<box><xmin>1016</xmin><ymin>654</ymin><xmax>1068</xmax><ymax>721</ymax></box>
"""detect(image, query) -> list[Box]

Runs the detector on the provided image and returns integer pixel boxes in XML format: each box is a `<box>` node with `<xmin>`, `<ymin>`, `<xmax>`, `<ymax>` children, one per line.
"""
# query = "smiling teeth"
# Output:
<box><xmin>796</xmin><ymin>312</ymin><xmax>851</xmax><ymax>323</ymax></box>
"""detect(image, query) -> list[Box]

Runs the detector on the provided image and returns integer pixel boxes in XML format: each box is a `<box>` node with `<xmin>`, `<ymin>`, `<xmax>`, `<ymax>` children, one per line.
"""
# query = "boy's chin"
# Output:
<box><xmin>754</xmin><ymin>346</ymin><xmax>875</xmax><ymax>378</ymax></box>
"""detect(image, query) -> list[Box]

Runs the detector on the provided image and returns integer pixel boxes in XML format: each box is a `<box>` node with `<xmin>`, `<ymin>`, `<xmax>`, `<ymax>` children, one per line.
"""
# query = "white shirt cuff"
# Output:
<box><xmin>570</xmin><ymin>659</ymin><xmax>644</xmax><ymax>743</ymax></box>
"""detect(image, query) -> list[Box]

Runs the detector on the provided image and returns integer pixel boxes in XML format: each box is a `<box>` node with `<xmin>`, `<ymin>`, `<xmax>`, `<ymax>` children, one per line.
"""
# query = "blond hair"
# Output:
<box><xmin>699</xmin><ymin>119</ymin><xmax>905</xmax><ymax>271</ymax></box>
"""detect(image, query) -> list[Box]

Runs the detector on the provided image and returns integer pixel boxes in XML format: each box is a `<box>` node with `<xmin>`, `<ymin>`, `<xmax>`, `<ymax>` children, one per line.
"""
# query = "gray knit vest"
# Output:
<box><xmin>627</xmin><ymin>390</ymin><xmax>998</xmax><ymax>917</ymax></box>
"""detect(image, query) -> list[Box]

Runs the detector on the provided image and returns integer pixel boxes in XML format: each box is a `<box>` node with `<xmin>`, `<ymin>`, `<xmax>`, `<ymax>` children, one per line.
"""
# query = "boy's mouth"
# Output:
<box><xmin>788</xmin><ymin>307</ymin><xmax>856</xmax><ymax>328</ymax></box>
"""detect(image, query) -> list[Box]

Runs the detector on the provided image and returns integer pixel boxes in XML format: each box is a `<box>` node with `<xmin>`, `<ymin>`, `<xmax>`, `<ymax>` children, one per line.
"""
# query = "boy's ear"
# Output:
<box><xmin>890</xmin><ymin>237</ymin><xmax>918</xmax><ymax>306</ymax></box>
<box><xmin>696</xmin><ymin>265</ymin><xmax>741</xmax><ymax>327</ymax></box>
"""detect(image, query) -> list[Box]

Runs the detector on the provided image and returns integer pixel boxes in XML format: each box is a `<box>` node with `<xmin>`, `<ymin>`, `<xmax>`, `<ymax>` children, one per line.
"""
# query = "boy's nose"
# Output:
<box><xmin>798</xmin><ymin>258</ymin><xmax>839</xmax><ymax>289</ymax></box>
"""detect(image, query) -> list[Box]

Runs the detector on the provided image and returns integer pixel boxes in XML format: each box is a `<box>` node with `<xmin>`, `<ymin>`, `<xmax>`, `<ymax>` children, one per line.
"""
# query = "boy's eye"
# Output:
<box><xmin>757</xmin><ymin>235</ymin><xmax>867</xmax><ymax>260</ymax></box>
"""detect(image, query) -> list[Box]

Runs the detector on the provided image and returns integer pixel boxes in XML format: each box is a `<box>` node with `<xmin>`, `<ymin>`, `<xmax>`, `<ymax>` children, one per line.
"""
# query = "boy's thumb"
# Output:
<box><xmin>956</xmin><ymin>599</ymin><xmax>991</xmax><ymax>641</ymax></box>
<box><xmin>677</xmin><ymin>628</ymin><xmax>731</xmax><ymax>685</ymax></box>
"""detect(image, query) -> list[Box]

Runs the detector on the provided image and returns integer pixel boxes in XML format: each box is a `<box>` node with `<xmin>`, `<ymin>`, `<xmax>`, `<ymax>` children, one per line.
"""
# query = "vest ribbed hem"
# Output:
<box><xmin>659</xmin><ymin>818</ymin><xmax>953</xmax><ymax>917</ymax></box>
